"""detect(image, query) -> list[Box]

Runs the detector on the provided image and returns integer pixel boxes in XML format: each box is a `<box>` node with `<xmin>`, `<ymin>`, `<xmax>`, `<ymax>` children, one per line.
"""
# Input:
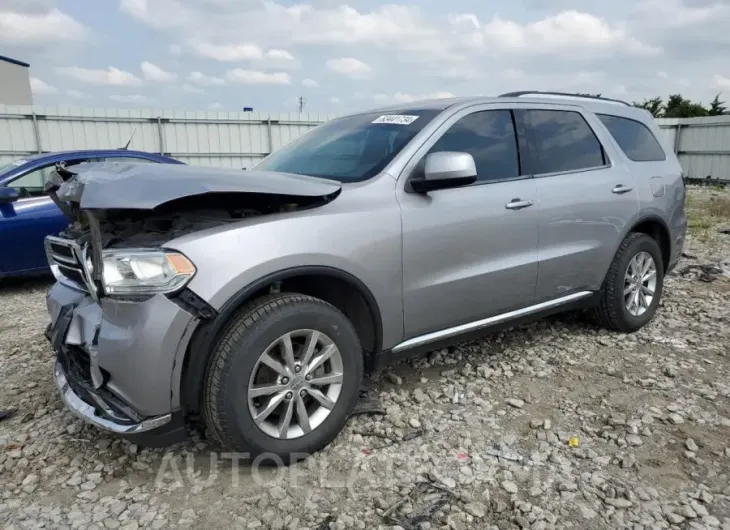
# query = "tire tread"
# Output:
<box><xmin>591</xmin><ymin>232</ymin><xmax>662</xmax><ymax>332</ymax></box>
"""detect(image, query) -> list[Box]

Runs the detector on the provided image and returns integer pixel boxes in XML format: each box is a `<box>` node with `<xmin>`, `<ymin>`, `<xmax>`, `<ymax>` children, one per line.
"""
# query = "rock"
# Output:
<box><xmin>668</xmin><ymin>414</ymin><xmax>685</xmax><ymax>425</ymax></box>
<box><xmin>269</xmin><ymin>486</ymin><xmax>287</xmax><ymax>500</ymax></box>
<box><xmin>464</xmin><ymin>502</ymin><xmax>487</xmax><ymax>518</ymax></box>
<box><xmin>502</xmin><ymin>481</ymin><xmax>519</xmax><ymax>494</ymax></box>
<box><xmin>686</xmin><ymin>438</ymin><xmax>699</xmax><ymax>452</ymax></box>
<box><xmin>409</xmin><ymin>417</ymin><xmax>422</xmax><ymax>429</ymax></box>
<box><xmin>679</xmin><ymin>504</ymin><xmax>697</xmax><ymax>518</ymax></box>
<box><xmin>604</xmin><ymin>498</ymin><xmax>633</xmax><ymax>509</ymax></box>
<box><xmin>626</xmin><ymin>435</ymin><xmax>643</xmax><ymax>446</ymax></box>
<box><xmin>666</xmin><ymin>513</ymin><xmax>685</xmax><ymax>524</ymax></box>
<box><xmin>506</xmin><ymin>399</ymin><xmax>525</xmax><ymax>409</ymax></box>
<box><xmin>578</xmin><ymin>503</ymin><xmax>598</xmax><ymax>520</ymax></box>
<box><xmin>387</xmin><ymin>373</ymin><xmax>403</xmax><ymax>385</ymax></box>
<box><xmin>690</xmin><ymin>501</ymin><xmax>708</xmax><ymax>517</ymax></box>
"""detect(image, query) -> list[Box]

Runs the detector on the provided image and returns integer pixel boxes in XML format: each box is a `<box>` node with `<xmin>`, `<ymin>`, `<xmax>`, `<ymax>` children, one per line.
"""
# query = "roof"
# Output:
<box><xmin>364</xmin><ymin>94</ymin><xmax>649</xmax><ymax>120</ymax></box>
<box><xmin>0</xmin><ymin>55</ymin><xmax>30</xmax><ymax>68</ymax></box>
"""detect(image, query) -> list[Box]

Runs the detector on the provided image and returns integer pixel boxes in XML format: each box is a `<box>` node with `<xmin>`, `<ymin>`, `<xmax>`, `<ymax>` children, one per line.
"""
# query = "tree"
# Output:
<box><xmin>662</xmin><ymin>94</ymin><xmax>708</xmax><ymax>118</ymax></box>
<box><xmin>633</xmin><ymin>97</ymin><xmax>664</xmax><ymax>117</ymax></box>
<box><xmin>708</xmin><ymin>93</ymin><xmax>727</xmax><ymax>116</ymax></box>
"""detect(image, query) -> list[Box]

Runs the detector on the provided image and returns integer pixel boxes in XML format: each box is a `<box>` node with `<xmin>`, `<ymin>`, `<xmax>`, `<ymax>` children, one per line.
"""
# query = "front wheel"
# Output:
<box><xmin>592</xmin><ymin>233</ymin><xmax>664</xmax><ymax>333</ymax></box>
<box><xmin>203</xmin><ymin>293</ymin><xmax>363</xmax><ymax>463</ymax></box>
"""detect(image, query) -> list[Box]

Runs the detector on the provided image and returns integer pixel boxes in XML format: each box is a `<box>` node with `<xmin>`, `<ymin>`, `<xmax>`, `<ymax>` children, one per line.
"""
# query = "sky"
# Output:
<box><xmin>1</xmin><ymin>0</ymin><xmax>730</xmax><ymax>113</ymax></box>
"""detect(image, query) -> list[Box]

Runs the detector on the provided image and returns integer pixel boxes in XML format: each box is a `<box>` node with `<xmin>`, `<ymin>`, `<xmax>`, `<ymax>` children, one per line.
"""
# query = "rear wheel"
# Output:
<box><xmin>203</xmin><ymin>293</ymin><xmax>363</xmax><ymax>463</ymax></box>
<box><xmin>592</xmin><ymin>233</ymin><xmax>664</xmax><ymax>332</ymax></box>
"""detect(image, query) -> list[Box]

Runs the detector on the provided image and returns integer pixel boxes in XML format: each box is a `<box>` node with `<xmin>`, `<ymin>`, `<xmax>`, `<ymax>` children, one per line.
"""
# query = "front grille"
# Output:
<box><xmin>44</xmin><ymin>236</ymin><xmax>92</xmax><ymax>294</ymax></box>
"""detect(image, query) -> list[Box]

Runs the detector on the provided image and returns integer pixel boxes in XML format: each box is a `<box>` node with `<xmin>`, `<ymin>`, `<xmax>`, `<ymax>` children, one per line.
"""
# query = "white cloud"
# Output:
<box><xmin>189</xmin><ymin>40</ymin><xmax>296</xmax><ymax>64</ymax></box>
<box><xmin>0</xmin><ymin>7</ymin><xmax>87</xmax><ymax>45</ymax></box>
<box><xmin>193</xmin><ymin>41</ymin><xmax>265</xmax><ymax>61</ymax></box>
<box><xmin>636</xmin><ymin>0</ymin><xmax>730</xmax><ymax>28</ymax></box>
<box><xmin>188</xmin><ymin>71</ymin><xmax>226</xmax><ymax>86</ymax></box>
<box><xmin>657</xmin><ymin>71</ymin><xmax>669</xmax><ymax>78</ymax></box>
<box><xmin>209</xmin><ymin>102</ymin><xmax>223</xmax><ymax>109</ymax></box>
<box><xmin>179</xmin><ymin>83</ymin><xmax>204</xmax><ymax>93</ymax></box>
<box><xmin>266</xmin><ymin>49</ymin><xmax>295</xmax><ymax>61</ymax></box>
<box><xmin>302</xmin><ymin>78</ymin><xmax>319</xmax><ymax>88</ymax></box>
<box><xmin>385</xmin><ymin>91</ymin><xmax>456</xmax><ymax>103</ymax></box>
<box><xmin>66</xmin><ymin>89</ymin><xmax>86</xmax><ymax>99</ymax></box>
<box><xmin>56</xmin><ymin>66</ymin><xmax>143</xmax><ymax>86</ymax></box>
<box><xmin>226</xmin><ymin>68</ymin><xmax>291</xmax><ymax>85</ymax></box>
<box><xmin>140</xmin><ymin>61</ymin><xmax>177</xmax><ymax>82</ymax></box>
<box><xmin>29</xmin><ymin>77</ymin><xmax>58</xmax><ymax>94</ymax></box>
<box><xmin>713</xmin><ymin>74</ymin><xmax>730</xmax><ymax>89</ymax></box>
<box><xmin>225</xmin><ymin>69</ymin><xmax>291</xmax><ymax>85</ymax></box>
<box><xmin>114</xmin><ymin>0</ymin><xmax>728</xmax><ymax>104</ymax></box>
<box><xmin>478</xmin><ymin>11</ymin><xmax>661</xmax><ymax>57</ymax></box>
<box><xmin>326</xmin><ymin>57</ymin><xmax>373</xmax><ymax>79</ymax></box>
<box><xmin>330</xmin><ymin>97</ymin><xmax>342</xmax><ymax>104</ymax></box>
<box><xmin>109</xmin><ymin>94</ymin><xmax>152</xmax><ymax>104</ymax></box>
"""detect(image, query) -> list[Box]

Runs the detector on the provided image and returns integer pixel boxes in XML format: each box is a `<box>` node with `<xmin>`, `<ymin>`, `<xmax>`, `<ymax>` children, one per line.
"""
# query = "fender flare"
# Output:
<box><xmin>178</xmin><ymin>265</ymin><xmax>383</xmax><ymax>415</ymax></box>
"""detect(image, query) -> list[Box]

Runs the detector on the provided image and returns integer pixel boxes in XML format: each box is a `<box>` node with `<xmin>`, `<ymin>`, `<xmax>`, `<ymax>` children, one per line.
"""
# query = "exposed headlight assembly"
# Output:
<box><xmin>101</xmin><ymin>249</ymin><xmax>196</xmax><ymax>296</ymax></box>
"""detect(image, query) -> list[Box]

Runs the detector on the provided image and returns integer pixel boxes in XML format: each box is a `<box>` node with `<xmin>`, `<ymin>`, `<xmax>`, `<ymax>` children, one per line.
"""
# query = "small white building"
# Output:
<box><xmin>0</xmin><ymin>55</ymin><xmax>32</xmax><ymax>105</ymax></box>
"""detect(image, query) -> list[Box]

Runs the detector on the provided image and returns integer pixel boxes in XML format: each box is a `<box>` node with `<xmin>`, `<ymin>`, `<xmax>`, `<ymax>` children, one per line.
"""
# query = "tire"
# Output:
<box><xmin>203</xmin><ymin>293</ymin><xmax>363</xmax><ymax>464</ymax></box>
<box><xmin>592</xmin><ymin>233</ymin><xmax>665</xmax><ymax>333</ymax></box>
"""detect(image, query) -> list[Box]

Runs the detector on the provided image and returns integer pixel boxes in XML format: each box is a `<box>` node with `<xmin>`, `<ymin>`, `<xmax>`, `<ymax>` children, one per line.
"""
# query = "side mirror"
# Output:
<box><xmin>0</xmin><ymin>187</ymin><xmax>19</xmax><ymax>204</ymax></box>
<box><xmin>410</xmin><ymin>151</ymin><xmax>477</xmax><ymax>193</ymax></box>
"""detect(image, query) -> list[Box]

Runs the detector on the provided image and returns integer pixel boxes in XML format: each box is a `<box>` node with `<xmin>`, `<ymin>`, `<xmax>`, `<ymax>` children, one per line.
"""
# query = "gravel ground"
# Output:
<box><xmin>2</xmin><ymin>187</ymin><xmax>730</xmax><ymax>530</ymax></box>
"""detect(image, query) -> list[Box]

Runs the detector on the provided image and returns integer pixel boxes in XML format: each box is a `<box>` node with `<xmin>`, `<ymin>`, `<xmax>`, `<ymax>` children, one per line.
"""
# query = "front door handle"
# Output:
<box><xmin>505</xmin><ymin>199</ymin><xmax>534</xmax><ymax>210</ymax></box>
<box><xmin>612</xmin><ymin>185</ymin><xmax>633</xmax><ymax>194</ymax></box>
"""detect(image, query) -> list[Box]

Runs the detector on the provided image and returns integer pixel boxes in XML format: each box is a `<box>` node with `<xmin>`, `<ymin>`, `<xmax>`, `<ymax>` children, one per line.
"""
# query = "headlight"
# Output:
<box><xmin>101</xmin><ymin>249</ymin><xmax>196</xmax><ymax>296</ymax></box>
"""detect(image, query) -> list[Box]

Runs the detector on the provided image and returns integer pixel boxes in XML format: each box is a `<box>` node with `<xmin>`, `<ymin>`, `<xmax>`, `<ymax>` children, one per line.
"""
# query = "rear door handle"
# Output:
<box><xmin>612</xmin><ymin>185</ymin><xmax>633</xmax><ymax>194</ymax></box>
<box><xmin>505</xmin><ymin>199</ymin><xmax>534</xmax><ymax>210</ymax></box>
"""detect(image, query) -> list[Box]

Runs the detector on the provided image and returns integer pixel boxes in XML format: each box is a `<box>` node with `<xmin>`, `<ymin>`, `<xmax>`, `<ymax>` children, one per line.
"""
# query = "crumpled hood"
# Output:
<box><xmin>46</xmin><ymin>161</ymin><xmax>342</xmax><ymax>210</ymax></box>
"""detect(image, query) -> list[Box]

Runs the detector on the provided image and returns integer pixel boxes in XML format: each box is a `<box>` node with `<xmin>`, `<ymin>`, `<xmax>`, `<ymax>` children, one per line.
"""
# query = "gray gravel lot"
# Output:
<box><xmin>1</xmin><ymin>187</ymin><xmax>730</xmax><ymax>530</ymax></box>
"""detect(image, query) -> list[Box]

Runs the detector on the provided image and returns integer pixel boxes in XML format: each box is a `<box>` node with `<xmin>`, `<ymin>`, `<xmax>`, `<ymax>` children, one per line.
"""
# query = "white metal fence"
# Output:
<box><xmin>0</xmin><ymin>104</ymin><xmax>336</xmax><ymax>169</ymax></box>
<box><xmin>656</xmin><ymin>116</ymin><xmax>730</xmax><ymax>181</ymax></box>
<box><xmin>1</xmin><ymin>105</ymin><xmax>729</xmax><ymax>181</ymax></box>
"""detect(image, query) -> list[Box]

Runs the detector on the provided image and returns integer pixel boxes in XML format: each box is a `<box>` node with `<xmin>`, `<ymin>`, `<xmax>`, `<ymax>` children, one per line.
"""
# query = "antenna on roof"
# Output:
<box><xmin>120</xmin><ymin>129</ymin><xmax>137</xmax><ymax>150</ymax></box>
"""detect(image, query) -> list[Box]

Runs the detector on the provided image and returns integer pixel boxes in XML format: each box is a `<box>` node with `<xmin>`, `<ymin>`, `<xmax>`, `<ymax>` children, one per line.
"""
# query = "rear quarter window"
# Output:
<box><xmin>597</xmin><ymin>114</ymin><xmax>666</xmax><ymax>162</ymax></box>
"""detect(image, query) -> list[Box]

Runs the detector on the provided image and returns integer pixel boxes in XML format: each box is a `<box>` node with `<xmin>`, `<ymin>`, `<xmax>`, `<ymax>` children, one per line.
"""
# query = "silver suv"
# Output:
<box><xmin>44</xmin><ymin>92</ymin><xmax>686</xmax><ymax>462</ymax></box>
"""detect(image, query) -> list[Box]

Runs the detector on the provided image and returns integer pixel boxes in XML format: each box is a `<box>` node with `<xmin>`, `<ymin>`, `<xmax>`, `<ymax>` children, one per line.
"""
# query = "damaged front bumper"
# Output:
<box><xmin>46</xmin><ymin>281</ymin><xmax>197</xmax><ymax>443</ymax></box>
<box><xmin>53</xmin><ymin>362</ymin><xmax>171</xmax><ymax>434</ymax></box>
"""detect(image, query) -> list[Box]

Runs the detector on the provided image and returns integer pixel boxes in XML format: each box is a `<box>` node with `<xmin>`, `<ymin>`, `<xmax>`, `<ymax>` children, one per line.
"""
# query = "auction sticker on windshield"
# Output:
<box><xmin>372</xmin><ymin>115</ymin><xmax>419</xmax><ymax>125</ymax></box>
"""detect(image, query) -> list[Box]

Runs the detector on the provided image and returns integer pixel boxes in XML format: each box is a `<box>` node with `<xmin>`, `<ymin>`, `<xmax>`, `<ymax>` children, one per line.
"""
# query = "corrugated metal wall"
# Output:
<box><xmin>0</xmin><ymin>105</ymin><xmax>336</xmax><ymax>168</ymax></box>
<box><xmin>2</xmin><ymin>105</ymin><xmax>729</xmax><ymax>181</ymax></box>
<box><xmin>656</xmin><ymin>116</ymin><xmax>730</xmax><ymax>181</ymax></box>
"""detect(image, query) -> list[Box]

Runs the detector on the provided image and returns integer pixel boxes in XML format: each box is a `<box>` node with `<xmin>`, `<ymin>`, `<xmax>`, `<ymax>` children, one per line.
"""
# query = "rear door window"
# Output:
<box><xmin>522</xmin><ymin>110</ymin><xmax>607</xmax><ymax>174</ymax></box>
<box><xmin>597</xmin><ymin>114</ymin><xmax>666</xmax><ymax>162</ymax></box>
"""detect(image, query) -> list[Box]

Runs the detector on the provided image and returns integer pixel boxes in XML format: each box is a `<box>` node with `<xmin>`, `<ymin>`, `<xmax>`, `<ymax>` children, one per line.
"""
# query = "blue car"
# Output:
<box><xmin>0</xmin><ymin>150</ymin><xmax>183</xmax><ymax>279</ymax></box>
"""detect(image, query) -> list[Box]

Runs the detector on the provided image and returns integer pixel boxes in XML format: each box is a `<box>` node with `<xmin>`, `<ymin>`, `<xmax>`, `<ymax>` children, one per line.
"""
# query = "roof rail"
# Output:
<box><xmin>499</xmin><ymin>91</ymin><xmax>631</xmax><ymax>107</ymax></box>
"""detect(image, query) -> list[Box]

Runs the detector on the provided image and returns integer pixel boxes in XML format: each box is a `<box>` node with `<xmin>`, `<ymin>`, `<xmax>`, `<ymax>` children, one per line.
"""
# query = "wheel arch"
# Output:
<box><xmin>626</xmin><ymin>215</ymin><xmax>672</xmax><ymax>272</ymax></box>
<box><xmin>179</xmin><ymin>265</ymin><xmax>383</xmax><ymax>417</ymax></box>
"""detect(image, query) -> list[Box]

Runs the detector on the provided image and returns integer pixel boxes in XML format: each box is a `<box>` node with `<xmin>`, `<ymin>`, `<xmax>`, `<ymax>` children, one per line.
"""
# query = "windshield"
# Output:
<box><xmin>254</xmin><ymin>109</ymin><xmax>442</xmax><ymax>182</ymax></box>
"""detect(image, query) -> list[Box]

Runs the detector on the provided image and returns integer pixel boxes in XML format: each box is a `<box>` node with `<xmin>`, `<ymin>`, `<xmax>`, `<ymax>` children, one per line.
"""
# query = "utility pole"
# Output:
<box><xmin>297</xmin><ymin>96</ymin><xmax>306</xmax><ymax>112</ymax></box>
